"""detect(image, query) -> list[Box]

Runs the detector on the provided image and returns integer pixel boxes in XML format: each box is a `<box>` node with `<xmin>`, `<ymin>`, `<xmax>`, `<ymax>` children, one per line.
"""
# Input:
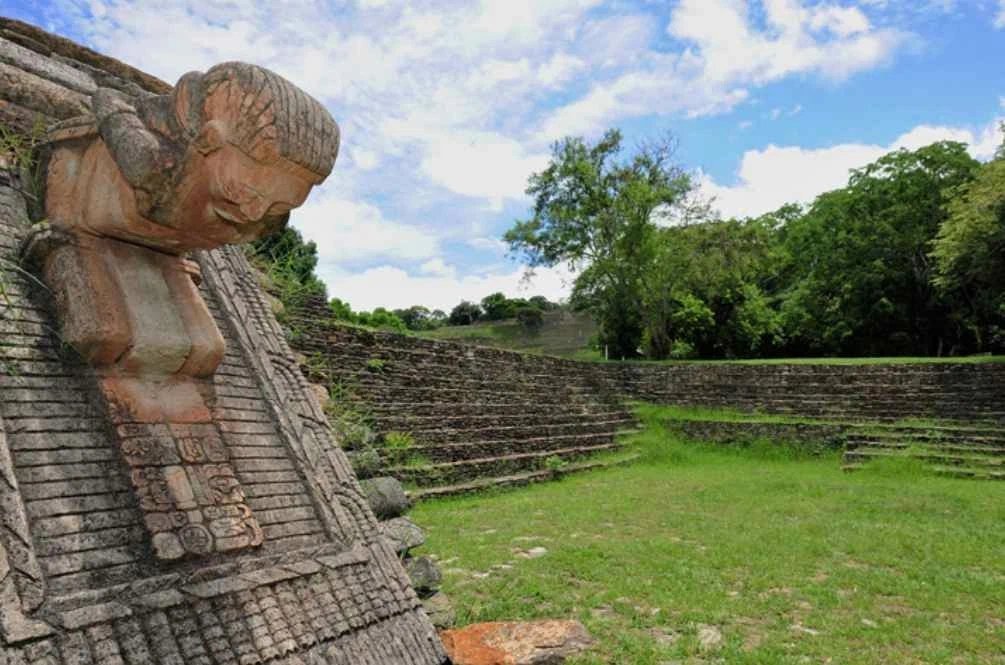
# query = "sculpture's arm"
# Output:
<box><xmin>92</xmin><ymin>87</ymin><xmax>175</xmax><ymax>212</ymax></box>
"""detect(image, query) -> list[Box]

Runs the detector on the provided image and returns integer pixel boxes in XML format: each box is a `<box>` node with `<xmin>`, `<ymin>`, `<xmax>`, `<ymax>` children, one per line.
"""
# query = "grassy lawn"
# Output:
<box><xmin>602</xmin><ymin>355</ymin><xmax>1005</xmax><ymax>366</ymax></box>
<box><xmin>633</xmin><ymin>403</ymin><xmax>1005</xmax><ymax>431</ymax></box>
<box><xmin>411</xmin><ymin>419</ymin><xmax>1005</xmax><ymax>663</ymax></box>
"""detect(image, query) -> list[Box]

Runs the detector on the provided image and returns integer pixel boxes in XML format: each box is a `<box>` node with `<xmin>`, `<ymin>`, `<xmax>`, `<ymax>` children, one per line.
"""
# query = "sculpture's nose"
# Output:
<box><xmin>239</xmin><ymin>196</ymin><xmax>270</xmax><ymax>222</ymax></box>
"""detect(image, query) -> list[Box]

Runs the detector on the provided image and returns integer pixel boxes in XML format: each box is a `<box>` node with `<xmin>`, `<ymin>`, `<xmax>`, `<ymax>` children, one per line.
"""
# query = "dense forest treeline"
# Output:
<box><xmin>505</xmin><ymin>129</ymin><xmax>1005</xmax><ymax>359</ymax></box>
<box><xmin>254</xmin><ymin>127</ymin><xmax>1005</xmax><ymax>361</ymax></box>
<box><xmin>249</xmin><ymin>230</ymin><xmax>560</xmax><ymax>334</ymax></box>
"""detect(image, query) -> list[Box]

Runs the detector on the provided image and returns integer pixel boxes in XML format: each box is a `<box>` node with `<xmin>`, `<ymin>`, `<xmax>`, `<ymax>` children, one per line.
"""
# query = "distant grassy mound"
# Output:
<box><xmin>423</xmin><ymin>309</ymin><xmax>598</xmax><ymax>358</ymax></box>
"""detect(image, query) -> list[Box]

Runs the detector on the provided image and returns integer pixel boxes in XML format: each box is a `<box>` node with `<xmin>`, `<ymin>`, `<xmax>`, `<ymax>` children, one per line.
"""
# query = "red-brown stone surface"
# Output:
<box><xmin>440</xmin><ymin>620</ymin><xmax>594</xmax><ymax>665</ymax></box>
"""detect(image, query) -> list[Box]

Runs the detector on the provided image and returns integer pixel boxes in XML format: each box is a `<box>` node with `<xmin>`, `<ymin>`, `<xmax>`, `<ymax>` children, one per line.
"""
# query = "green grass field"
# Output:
<box><xmin>646</xmin><ymin>355</ymin><xmax>1005</xmax><ymax>366</ymax></box>
<box><xmin>423</xmin><ymin>310</ymin><xmax>597</xmax><ymax>358</ymax></box>
<box><xmin>411</xmin><ymin>415</ymin><xmax>1005</xmax><ymax>663</ymax></box>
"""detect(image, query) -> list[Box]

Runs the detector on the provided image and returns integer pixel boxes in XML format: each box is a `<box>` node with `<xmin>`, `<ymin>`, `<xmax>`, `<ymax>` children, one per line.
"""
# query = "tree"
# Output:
<box><xmin>528</xmin><ymin>295</ymin><xmax>559</xmax><ymax>311</ymax></box>
<box><xmin>641</xmin><ymin>217</ymin><xmax>782</xmax><ymax>359</ymax></box>
<box><xmin>505</xmin><ymin>129</ymin><xmax>695</xmax><ymax>358</ymax></box>
<box><xmin>329</xmin><ymin>297</ymin><xmax>356</xmax><ymax>323</ymax></box>
<box><xmin>515</xmin><ymin>306</ymin><xmax>544</xmax><ymax>333</ymax></box>
<box><xmin>778</xmin><ymin>142</ymin><xmax>979</xmax><ymax>356</ymax></box>
<box><xmin>356</xmin><ymin>307</ymin><xmax>407</xmax><ymax>332</ymax></box>
<box><xmin>448</xmin><ymin>301</ymin><xmax>482</xmax><ymax>326</ymax></box>
<box><xmin>931</xmin><ymin>153</ymin><xmax>1005</xmax><ymax>350</ymax></box>
<box><xmin>480</xmin><ymin>292</ymin><xmax>516</xmax><ymax>321</ymax></box>
<box><xmin>394</xmin><ymin>305</ymin><xmax>440</xmax><ymax>331</ymax></box>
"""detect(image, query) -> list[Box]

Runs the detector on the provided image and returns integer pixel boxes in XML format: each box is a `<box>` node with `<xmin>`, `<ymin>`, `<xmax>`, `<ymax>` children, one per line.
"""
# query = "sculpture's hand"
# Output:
<box><xmin>92</xmin><ymin>87</ymin><xmax>169</xmax><ymax>206</ymax></box>
<box><xmin>92</xmin><ymin>87</ymin><xmax>137</xmax><ymax>124</ymax></box>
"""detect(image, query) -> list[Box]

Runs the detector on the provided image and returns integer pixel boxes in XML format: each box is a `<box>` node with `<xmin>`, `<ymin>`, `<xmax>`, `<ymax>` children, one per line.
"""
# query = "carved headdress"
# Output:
<box><xmin>171</xmin><ymin>62</ymin><xmax>340</xmax><ymax>179</ymax></box>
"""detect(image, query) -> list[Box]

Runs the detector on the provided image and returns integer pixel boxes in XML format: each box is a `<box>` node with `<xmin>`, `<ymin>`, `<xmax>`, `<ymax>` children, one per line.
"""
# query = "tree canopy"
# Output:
<box><xmin>505</xmin><ymin>129</ymin><xmax>696</xmax><ymax>357</ymax></box>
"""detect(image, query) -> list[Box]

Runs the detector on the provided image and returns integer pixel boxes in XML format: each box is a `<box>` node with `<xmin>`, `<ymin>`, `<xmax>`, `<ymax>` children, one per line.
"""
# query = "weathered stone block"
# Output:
<box><xmin>380</xmin><ymin>516</ymin><xmax>426</xmax><ymax>554</ymax></box>
<box><xmin>360</xmin><ymin>476</ymin><xmax>410</xmax><ymax>519</ymax></box>
<box><xmin>406</xmin><ymin>556</ymin><xmax>443</xmax><ymax>595</ymax></box>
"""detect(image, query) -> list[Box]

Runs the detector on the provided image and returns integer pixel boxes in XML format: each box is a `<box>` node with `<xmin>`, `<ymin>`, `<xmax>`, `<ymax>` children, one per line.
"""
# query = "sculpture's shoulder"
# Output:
<box><xmin>46</xmin><ymin>115</ymin><xmax>99</xmax><ymax>144</ymax></box>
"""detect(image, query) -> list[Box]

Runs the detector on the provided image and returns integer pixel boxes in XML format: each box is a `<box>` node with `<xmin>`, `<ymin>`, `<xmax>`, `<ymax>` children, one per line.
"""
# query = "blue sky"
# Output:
<box><xmin>6</xmin><ymin>0</ymin><xmax>1004</xmax><ymax>311</ymax></box>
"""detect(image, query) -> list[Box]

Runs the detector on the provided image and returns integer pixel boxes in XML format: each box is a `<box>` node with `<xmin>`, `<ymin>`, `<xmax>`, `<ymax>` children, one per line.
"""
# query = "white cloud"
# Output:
<box><xmin>293</xmin><ymin>196</ymin><xmax>439</xmax><ymax>263</ymax></box>
<box><xmin>996</xmin><ymin>1</ymin><xmax>1005</xmax><ymax>28</ymax></box>
<box><xmin>703</xmin><ymin>117</ymin><xmax>1005</xmax><ymax>219</ymax></box>
<box><xmin>541</xmin><ymin>0</ymin><xmax>908</xmax><ymax>138</ymax></box>
<box><xmin>536</xmin><ymin>53</ymin><xmax>585</xmax><ymax>87</ymax></box>
<box><xmin>418</xmin><ymin>257</ymin><xmax>456</xmax><ymax>278</ymax></box>
<box><xmin>467</xmin><ymin>237</ymin><xmax>509</xmax><ymax>253</ymax></box>
<box><xmin>667</xmin><ymin>0</ymin><xmax>906</xmax><ymax>84</ymax></box>
<box><xmin>318</xmin><ymin>264</ymin><xmax>575</xmax><ymax>312</ymax></box>
<box><xmin>350</xmin><ymin>148</ymin><xmax>379</xmax><ymax>171</ymax></box>
<box><xmin>375</xmin><ymin>114</ymin><xmax>547</xmax><ymax>210</ymax></box>
<box><xmin>41</xmin><ymin>0</ymin><xmax>934</xmax><ymax>311</ymax></box>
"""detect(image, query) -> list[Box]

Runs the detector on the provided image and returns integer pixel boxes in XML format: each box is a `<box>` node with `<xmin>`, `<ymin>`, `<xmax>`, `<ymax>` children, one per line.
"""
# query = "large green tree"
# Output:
<box><xmin>778</xmin><ymin>142</ymin><xmax>979</xmax><ymax>356</ymax></box>
<box><xmin>642</xmin><ymin>216</ymin><xmax>783</xmax><ymax>359</ymax></box>
<box><xmin>505</xmin><ymin>129</ymin><xmax>695</xmax><ymax>358</ymax></box>
<box><xmin>931</xmin><ymin>129</ymin><xmax>1005</xmax><ymax>350</ymax></box>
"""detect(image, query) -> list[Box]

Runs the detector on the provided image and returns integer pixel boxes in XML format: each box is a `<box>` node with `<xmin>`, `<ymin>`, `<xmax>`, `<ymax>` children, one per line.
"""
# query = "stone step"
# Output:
<box><xmin>364</xmin><ymin>401</ymin><xmax>628</xmax><ymax>419</ymax></box>
<box><xmin>370</xmin><ymin>409</ymin><xmax>633</xmax><ymax>429</ymax></box>
<box><xmin>847</xmin><ymin>438</ymin><xmax>1005</xmax><ymax>455</ymax></box>
<box><xmin>660</xmin><ymin>403</ymin><xmax>1005</xmax><ymax>423</ymax></box>
<box><xmin>337</xmin><ymin>384</ymin><xmax>613</xmax><ymax>406</ymax></box>
<box><xmin>409</xmin><ymin>453</ymin><xmax>642</xmax><ymax>501</ymax></box>
<box><xmin>389</xmin><ymin>442</ymin><xmax>625</xmax><ymax>486</ymax></box>
<box><xmin>843</xmin><ymin>447</ymin><xmax>1005</xmax><ymax>467</ymax></box>
<box><xmin>410</xmin><ymin>429</ymin><xmax>638</xmax><ymax>462</ymax></box>
<box><xmin>383</xmin><ymin>418</ymin><xmax>637</xmax><ymax>447</ymax></box>
<box><xmin>842</xmin><ymin>462</ymin><xmax>1005</xmax><ymax>481</ymax></box>
<box><xmin>662</xmin><ymin>396</ymin><xmax>1005</xmax><ymax>415</ymax></box>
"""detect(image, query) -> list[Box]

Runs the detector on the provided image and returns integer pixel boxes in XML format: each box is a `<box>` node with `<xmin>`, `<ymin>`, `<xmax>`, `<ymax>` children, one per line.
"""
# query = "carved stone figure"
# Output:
<box><xmin>21</xmin><ymin>62</ymin><xmax>340</xmax><ymax>560</ymax></box>
<box><xmin>0</xmin><ymin>26</ymin><xmax>447</xmax><ymax>661</ymax></box>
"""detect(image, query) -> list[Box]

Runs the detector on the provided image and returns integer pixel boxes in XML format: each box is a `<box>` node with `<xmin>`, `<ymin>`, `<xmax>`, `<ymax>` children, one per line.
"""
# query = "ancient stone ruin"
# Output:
<box><xmin>287</xmin><ymin>295</ymin><xmax>1005</xmax><ymax>489</ymax></box>
<box><xmin>0</xmin><ymin>18</ymin><xmax>446</xmax><ymax>664</ymax></box>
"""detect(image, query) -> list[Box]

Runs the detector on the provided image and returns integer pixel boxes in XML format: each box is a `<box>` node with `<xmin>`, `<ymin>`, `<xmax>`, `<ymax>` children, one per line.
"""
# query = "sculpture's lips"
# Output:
<box><xmin>213</xmin><ymin>205</ymin><xmax>248</xmax><ymax>226</ymax></box>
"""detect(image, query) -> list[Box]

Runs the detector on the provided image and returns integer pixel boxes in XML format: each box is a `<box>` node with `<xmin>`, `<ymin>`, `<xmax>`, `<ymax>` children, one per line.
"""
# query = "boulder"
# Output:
<box><xmin>361</xmin><ymin>476</ymin><xmax>410</xmax><ymax>519</ymax></box>
<box><xmin>440</xmin><ymin>620</ymin><xmax>594</xmax><ymax>665</ymax></box>
<box><xmin>423</xmin><ymin>592</ymin><xmax>456</xmax><ymax>629</ymax></box>
<box><xmin>380</xmin><ymin>516</ymin><xmax>425</xmax><ymax>554</ymax></box>
<box><xmin>406</xmin><ymin>555</ymin><xmax>442</xmax><ymax>594</ymax></box>
<box><xmin>307</xmin><ymin>382</ymin><xmax>329</xmax><ymax>407</ymax></box>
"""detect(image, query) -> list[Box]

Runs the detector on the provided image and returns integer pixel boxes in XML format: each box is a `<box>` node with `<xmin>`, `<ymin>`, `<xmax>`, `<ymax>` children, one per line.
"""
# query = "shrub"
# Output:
<box><xmin>544</xmin><ymin>455</ymin><xmax>568</xmax><ymax>473</ymax></box>
<box><xmin>516</xmin><ymin>306</ymin><xmax>545</xmax><ymax>333</ymax></box>
<box><xmin>669</xmin><ymin>340</ymin><xmax>697</xmax><ymax>360</ymax></box>
<box><xmin>382</xmin><ymin>431</ymin><xmax>416</xmax><ymax>465</ymax></box>
<box><xmin>349</xmin><ymin>447</ymin><xmax>383</xmax><ymax>478</ymax></box>
<box><xmin>449</xmin><ymin>301</ymin><xmax>482</xmax><ymax>326</ymax></box>
<box><xmin>366</xmin><ymin>358</ymin><xmax>387</xmax><ymax>373</ymax></box>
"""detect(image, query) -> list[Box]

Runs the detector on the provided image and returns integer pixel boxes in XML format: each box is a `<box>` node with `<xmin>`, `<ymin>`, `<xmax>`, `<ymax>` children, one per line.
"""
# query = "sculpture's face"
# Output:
<box><xmin>173</xmin><ymin>121</ymin><xmax>318</xmax><ymax>246</ymax></box>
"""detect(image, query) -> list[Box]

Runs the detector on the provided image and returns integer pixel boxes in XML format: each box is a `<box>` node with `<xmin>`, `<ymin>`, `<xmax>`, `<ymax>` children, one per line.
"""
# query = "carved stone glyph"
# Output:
<box><xmin>21</xmin><ymin>62</ymin><xmax>340</xmax><ymax>560</ymax></box>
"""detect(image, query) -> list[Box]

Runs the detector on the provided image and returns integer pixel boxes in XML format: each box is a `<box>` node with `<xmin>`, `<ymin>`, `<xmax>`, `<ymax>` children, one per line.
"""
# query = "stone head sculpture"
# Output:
<box><xmin>20</xmin><ymin>64</ymin><xmax>340</xmax><ymax>559</ymax></box>
<box><xmin>43</xmin><ymin>61</ymin><xmax>340</xmax><ymax>253</ymax></box>
<box><xmin>26</xmin><ymin>61</ymin><xmax>340</xmax><ymax>390</ymax></box>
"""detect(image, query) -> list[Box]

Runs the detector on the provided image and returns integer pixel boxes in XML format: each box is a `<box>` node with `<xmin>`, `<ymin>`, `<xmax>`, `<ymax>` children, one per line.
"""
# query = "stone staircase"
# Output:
<box><xmin>286</xmin><ymin>297</ymin><xmax>639</xmax><ymax>497</ymax></box>
<box><xmin>284</xmin><ymin>295</ymin><xmax>1005</xmax><ymax>488</ymax></box>
<box><xmin>842</xmin><ymin>424</ymin><xmax>1005</xmax><ymax>479</ymax></box>
<box><xmin>656</xmin><ymin>412</ymin><xmax>1005</xmax><ymax>479</ymax></box>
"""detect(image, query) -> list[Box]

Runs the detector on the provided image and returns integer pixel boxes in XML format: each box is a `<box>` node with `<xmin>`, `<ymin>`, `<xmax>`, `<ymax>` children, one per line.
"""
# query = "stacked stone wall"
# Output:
<box><xmin>287</xmin><ymin>298</ymin><xmax>634</xmax><ymax>494</ymax></box>
<box><xmin>290</xmin><ymin>294</ymin><xmax>1005</xmax><ymax>490</ymax></box>
<box><xmin>614</xmin><ymin>362</ymin><xmax>1005</xmax><ymax>422</ymax></box>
